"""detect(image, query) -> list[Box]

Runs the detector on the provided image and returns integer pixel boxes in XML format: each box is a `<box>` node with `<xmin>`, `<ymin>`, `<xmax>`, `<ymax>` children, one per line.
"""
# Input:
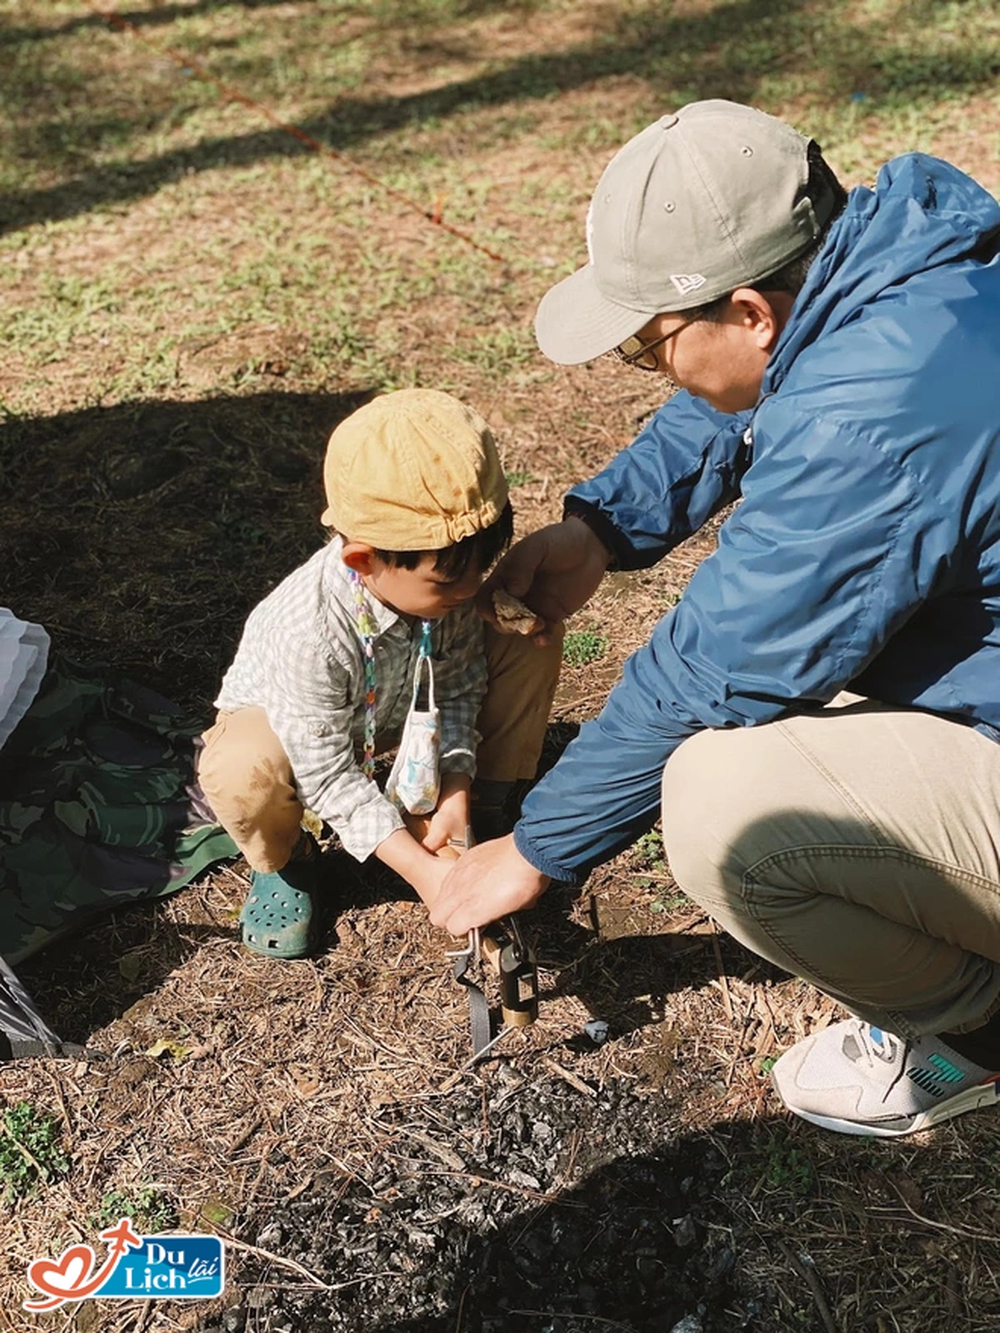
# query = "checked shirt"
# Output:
<box><xmin>215</xmin><ymin>537</ymin><xmax>486</xmax><ymax>860</ymax></box>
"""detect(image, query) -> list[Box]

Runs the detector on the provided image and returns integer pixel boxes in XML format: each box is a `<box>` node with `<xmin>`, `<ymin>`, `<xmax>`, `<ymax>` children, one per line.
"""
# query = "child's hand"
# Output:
<box><xmin>415</xmin><ymin>852</ymin><xmax>455</xmax><ymax>911</ymax></box>
<box><xmin>418</xmin><ymin>773</ymin><xmax>471</xmax><ymax>854</ymax></box>
<box><xmin>374</xmin><ymin>828</ymin><xmax>455</xmax><ymax>911</ymax></box>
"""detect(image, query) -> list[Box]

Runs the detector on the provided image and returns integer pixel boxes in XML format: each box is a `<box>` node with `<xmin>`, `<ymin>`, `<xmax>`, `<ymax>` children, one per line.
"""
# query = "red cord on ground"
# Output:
<box><xmin>93</xmin><ymin>7</ymin><xmax>506</xmax><ymax>264</ymax></box>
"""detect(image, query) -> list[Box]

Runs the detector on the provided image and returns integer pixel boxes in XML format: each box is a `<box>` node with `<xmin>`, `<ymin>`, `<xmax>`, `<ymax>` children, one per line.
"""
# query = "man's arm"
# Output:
<box><xmin>482</xmin><ymin>392</ymin><xmax>750</xmax><ymax>643</ymax></box>
<box><xmin>513</xmin><ymin>407</ymin><xmax>942</xmax><ymax>884</ymax></box>
<box><xmin>564</xmin><ymin>390</ymin><xmax>752</xmax><ymax>570</ymax></box>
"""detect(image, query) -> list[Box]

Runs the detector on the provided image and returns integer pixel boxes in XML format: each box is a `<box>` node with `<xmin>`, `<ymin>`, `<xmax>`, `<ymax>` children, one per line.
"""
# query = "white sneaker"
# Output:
<box><xmin>772</xmin><ymin>1019</ymin><xmax>1000</xmax><ymax>1138</ymax></box>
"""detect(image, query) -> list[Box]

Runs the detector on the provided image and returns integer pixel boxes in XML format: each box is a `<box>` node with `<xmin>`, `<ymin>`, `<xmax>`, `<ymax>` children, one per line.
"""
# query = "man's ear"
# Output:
<box><xmin>729</xmin><ymin>287</ymin><xmax>793</xmax><ymax>352</ymax></box>
<box><xmin>340</xmin><ymin>540</ymin><xmax>377</xmax><ymax>575</ymax></box>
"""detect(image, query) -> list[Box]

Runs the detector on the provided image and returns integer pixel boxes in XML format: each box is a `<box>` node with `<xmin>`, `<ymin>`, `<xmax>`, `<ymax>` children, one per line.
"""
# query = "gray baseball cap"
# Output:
<box><xmin>535</xmin><ymin>99</ymin><xmax>837</xmax><ymax>365</ymax></box>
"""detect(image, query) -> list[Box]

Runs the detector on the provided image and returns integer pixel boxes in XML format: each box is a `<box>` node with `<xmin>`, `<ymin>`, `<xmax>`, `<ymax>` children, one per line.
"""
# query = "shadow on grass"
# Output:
<box><xmin>15</xmin><ymin>908</ymin><xmax>222</xmax><ymax>1051</ymax></box>
<box><xmin>1</xmin><ymin>388</ymin><xmax>371</xmax><ymax>707</ymax></box>
<box><xmin>3</xmin><ymin>0</ymin><xmax>998</xmax><ymax>234</ymax></box>
<box><xmin>0</xmin><ymin>388</ymin><xmax>371</xmax><ymax>1051</ymax></box>
<box><xmin>2</xmin><ymin>0</ymin><xmax>299</xmax><ymax>46</ymax></box>
<box><xmin>2</xmin><ymin>0</ymin><xmax>547</xmax><ymax>47</ymax></box>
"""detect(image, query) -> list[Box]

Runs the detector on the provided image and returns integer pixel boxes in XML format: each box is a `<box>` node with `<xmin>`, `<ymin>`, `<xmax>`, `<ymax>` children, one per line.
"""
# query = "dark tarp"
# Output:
<box><xmin>0</xmin><ymin>656</ymin><xmax>234</xmax><ymax>1058</ymax></box>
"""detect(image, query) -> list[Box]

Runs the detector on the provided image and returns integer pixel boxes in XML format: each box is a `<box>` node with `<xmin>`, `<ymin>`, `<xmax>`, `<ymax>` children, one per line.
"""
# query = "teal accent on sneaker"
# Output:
<box><xmin>907</xmin><ymin>1052</ymin><xmax>967</xmax><ymax>1096</ymax></box>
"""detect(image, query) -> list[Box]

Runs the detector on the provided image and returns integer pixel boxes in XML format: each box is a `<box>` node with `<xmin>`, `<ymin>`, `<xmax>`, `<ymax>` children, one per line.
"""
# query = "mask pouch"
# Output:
<box><xmin>385</xmin><ymin>623</ymin><xmax>440</xmax><ymax>815</ymax></box>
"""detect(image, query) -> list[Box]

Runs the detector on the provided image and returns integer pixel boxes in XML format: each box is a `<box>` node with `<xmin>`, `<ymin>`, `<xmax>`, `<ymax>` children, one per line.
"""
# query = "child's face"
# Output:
<box><xmin>362</xmin><ymin>553</ymin><xmax>483</xmax><ymax>621</ymax></box>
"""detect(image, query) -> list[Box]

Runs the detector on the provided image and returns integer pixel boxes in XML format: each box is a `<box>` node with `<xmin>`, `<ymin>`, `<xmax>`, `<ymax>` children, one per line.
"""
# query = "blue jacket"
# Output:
<box><xmin>516</xmin><ymin>153</ymin><xmax>1000</xmax><ymax>884</ymax></box>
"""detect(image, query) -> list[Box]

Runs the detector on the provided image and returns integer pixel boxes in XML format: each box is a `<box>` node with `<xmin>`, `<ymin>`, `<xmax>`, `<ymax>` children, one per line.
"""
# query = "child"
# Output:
<box><xmin>198</xmin><ymin>389</ymin><xmax>562</xmax><ymax>958</ymax></box>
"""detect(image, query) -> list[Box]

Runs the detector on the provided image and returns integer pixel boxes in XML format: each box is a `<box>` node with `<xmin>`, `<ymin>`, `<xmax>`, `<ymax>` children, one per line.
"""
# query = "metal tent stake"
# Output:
<box><xmin>448</xmin><ymin>915</ymin><xmax>539</xmax><ymax>1060</ymax></box>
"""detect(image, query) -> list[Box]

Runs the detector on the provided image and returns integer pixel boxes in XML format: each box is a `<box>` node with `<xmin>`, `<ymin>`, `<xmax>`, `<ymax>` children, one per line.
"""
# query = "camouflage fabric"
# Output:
<box><xmin>0</xmin><ymin>656</ymin><xmax>235</xmax><ymax>966</ymax></box>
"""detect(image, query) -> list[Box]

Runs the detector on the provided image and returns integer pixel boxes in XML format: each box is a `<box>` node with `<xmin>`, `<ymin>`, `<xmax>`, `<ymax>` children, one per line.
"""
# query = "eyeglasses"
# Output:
<box><xmin>610</xmin><ymin>318</ymin><xmax>694</xmax><ymax>372</ymax></box>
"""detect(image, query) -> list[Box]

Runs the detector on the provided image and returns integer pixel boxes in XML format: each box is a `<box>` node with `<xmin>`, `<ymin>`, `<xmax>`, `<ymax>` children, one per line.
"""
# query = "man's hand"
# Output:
<box><xmin>479</xmin><ymin>517</ymin><xmax>612</xmax><ymax>646</ymax></box>
<box><xmin>429</xmin><ymin>835</ymin><xmax>550</xmax><ymax>936</ymax></box>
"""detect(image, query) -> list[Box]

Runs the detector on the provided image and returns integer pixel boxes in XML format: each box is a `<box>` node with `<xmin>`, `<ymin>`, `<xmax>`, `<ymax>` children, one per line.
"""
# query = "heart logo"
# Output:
<box><xmin>28</xmin><ymin>1246</ymin><xmax>96</xmax><ymax>1296</ymax></box>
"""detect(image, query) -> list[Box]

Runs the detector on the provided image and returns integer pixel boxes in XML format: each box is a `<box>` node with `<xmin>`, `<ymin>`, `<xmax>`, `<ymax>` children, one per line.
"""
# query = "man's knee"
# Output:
<box><xmin>660</xmin><ymin>724</ymin><xmax>828</xmax><ymax>966</ymax></box>
<box><xmin>660</xmin><ymin>727</ymin><xmax>743</xmax><ymax>893</ymax></box>
<box><xmin>660</xmin><ymin>717</ymin><xmax>876</xmax><ymax>908</ymax></box>
<box><xmin>660</xmin><ymin>724</ymin><xmax>802</xmax><ymax>898</ymax></box>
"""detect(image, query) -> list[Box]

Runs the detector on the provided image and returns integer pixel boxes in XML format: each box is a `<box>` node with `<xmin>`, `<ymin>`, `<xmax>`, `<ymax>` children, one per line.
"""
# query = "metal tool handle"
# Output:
<box><xmin>481</xmin><ymin>916</ymin><xmax>539</xmax><ymax>1028</ymax></box>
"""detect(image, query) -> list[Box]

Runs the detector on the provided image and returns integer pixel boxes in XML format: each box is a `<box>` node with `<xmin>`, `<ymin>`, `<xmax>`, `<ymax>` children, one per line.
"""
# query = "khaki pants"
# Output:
<box><xmin>199</xmin><ymin>624</ymin><xmax>563</xmax><ymax>873</ymax></box>
<box><xmin>661</xmin><ymin>695</ymin><xmax>1000</xmax><ymax>1038</ymax></box>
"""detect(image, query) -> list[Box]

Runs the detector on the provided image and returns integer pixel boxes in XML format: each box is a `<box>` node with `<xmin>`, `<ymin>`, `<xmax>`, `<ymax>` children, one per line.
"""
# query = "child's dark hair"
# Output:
<box><xmin>374</xmin><ymin>498</ymin><xmax>514</xmax><ymax>581</ymax></box>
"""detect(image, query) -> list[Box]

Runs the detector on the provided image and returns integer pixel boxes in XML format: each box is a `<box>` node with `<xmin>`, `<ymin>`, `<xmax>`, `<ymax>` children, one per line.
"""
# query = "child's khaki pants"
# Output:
<box><xmin>661</xmin><ymin>693</ymin><xmax>1000</xmax><ymax>1039</ymax></box>
<box><xmin>199</xmin><ymin>625</ymin><xmax>563</xmax><ymax>873</ymax></box>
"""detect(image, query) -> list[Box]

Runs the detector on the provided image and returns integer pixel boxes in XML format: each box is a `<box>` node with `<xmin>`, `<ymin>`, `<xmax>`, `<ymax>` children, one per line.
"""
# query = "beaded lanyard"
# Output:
<box><xmin>350</xmin><ymin>571</ymin><xmax>432</xmax><ymax>779</ymax></box>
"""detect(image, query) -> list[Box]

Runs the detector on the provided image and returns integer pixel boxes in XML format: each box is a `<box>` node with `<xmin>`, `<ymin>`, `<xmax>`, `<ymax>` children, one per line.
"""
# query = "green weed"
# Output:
<box><xmin>648</xmin><ymin>888</ymin><xmax>687</xmax><ymax>914</ymax></box>
<box><xmin>0</xmin><ymin>1102</ymin><xmax>70</xmax><ymax>1202</ymax></box>
<box><xmin>92</xmin><ymin>1184</ymin><xmax>178</xmax><ymax>1234</ymax></box>
<box><xmin>762</xmin><ymin>1144</ymin><xmax>815</xmax><ymax>1196</ymax></box>
<box><xmin>504</xmin><ymin>468</ymin><xmax>534</xmax><ymax>487</ymax></box>
<box><xmin>725</xmin><ymin>1126</ymin><xmax>816</xmax><ymax>1200</ymax></box>
<box><xmin>633</xmin><ymin>828</ymin><xmax>664</xmax><ymax>869</ymax></box>
<box><xmin>451</xmin><ymin>327</ymin><xmax>536</xmax><ymax>377</ymax></box>
<box><xmin>562</xmin><ymin>629</ymin><xmax>608</xmax><ymax>667</ymax></box>
<box><xmin>632</xmin><ymin>829</ymin><xmax>685</xmax><ymax>908</ymax></box>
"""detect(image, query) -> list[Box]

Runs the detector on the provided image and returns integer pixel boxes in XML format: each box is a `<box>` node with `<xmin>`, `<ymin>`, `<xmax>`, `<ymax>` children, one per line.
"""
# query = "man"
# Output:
<box><xmin>430</xmin><ymin>99</ymin><xmax>1000</xmax><ymax>1139</ymax></box>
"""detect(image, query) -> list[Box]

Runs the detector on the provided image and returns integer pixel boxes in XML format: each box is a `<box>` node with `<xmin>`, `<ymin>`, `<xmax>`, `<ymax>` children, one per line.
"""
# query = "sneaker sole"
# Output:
<box><xmin>783</xmin><ymin>1076</ymin><xmax>1000</xmax><ymax>1139</ymax></box>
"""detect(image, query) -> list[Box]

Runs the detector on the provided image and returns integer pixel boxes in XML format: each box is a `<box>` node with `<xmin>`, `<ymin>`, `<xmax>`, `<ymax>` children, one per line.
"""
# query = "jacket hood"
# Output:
<box><xmin>763</xmin><ymin>153</ymin><xmax>1000</xmax><ymax>395</ymax></box>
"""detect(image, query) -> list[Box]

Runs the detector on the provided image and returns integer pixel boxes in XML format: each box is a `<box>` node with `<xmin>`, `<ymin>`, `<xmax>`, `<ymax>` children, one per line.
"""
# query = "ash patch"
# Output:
<box><xmin>200</xmin><ymin>1070</ymin><xmax>758</xmax><ymax>1333</ymax></box>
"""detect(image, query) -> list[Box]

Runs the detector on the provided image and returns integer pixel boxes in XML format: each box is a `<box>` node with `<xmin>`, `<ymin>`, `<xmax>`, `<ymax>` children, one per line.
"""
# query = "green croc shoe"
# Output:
<box><xmin>240</xmin><ymin>860</ymin><xmax>319</xmax><ymax>959</ymax></box>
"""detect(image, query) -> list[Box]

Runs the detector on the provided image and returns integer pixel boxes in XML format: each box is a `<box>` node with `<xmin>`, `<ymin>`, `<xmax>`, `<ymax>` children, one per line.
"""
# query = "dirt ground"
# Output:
<box><xmin>4</xmin><ymin>2</ymin><xmax>1000</xmax><ymax>1331</ymax></box>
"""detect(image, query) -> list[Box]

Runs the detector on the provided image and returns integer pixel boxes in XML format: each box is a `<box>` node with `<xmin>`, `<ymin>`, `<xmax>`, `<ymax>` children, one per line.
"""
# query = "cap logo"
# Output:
<box><xmin>670</xmin><ymin>273</ymin><xmax>707</xmax><ymax>296</ymax></box>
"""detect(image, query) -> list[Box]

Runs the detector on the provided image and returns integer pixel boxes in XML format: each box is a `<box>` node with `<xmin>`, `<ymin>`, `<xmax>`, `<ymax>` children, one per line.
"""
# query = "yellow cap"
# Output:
<box><xmin>321</xmin><ymin>389</ymin><xmax>508</xmax><ymax>550</ymax></box>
